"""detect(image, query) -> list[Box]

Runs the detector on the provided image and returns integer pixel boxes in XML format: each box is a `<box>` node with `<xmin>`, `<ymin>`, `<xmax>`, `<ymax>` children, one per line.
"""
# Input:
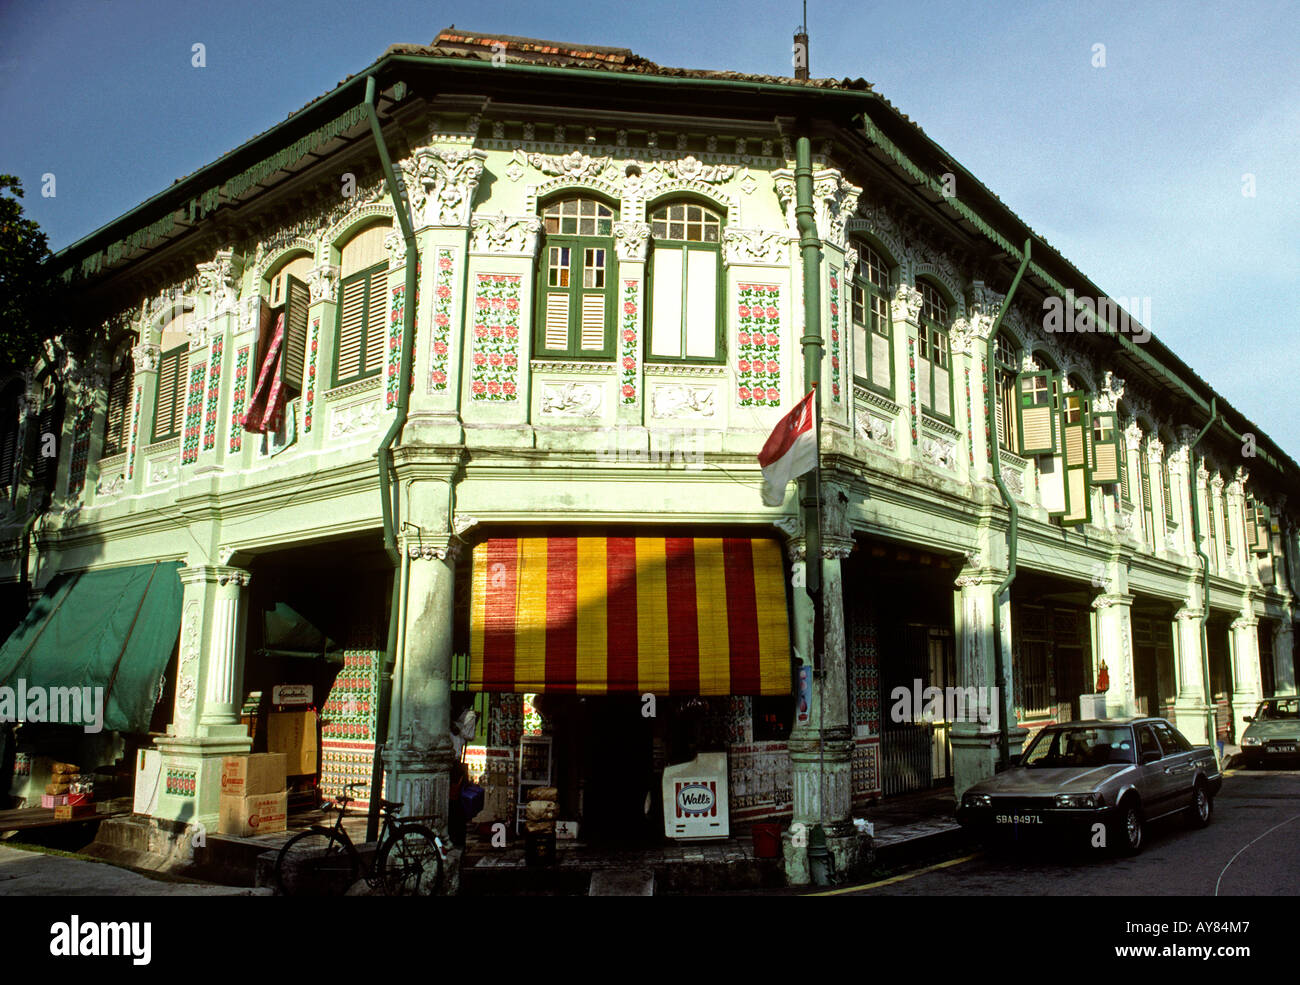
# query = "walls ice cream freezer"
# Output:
<box><xmin>662</xmin><ymin>752</ymin><xmax>729</xmax><ymax>840</ymax></box>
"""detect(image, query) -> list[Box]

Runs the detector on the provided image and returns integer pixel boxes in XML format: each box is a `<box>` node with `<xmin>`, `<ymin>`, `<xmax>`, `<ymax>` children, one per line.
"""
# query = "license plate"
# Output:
<box><xmin>1267</xmin><ymin>744</ymin><xmax>1296</xmax><ymax>753</ymax></box>
<box><xmin>994</xmin><ymin>813</ymin><xmax>1043</xmax><ymax>825</ymax></box>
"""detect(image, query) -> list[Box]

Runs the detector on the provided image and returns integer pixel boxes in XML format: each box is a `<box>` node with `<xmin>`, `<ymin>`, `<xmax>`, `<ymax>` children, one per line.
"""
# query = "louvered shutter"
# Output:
<box><xmin>1090</xmin><ymin>411</ymin><xmax>1121</xmax><ymax>484</ymax></box>
<box><xmin>281</xmin><ymin>274</ymin><xmax>310</xmax><ymax>392</ymax></box>
<box><xmin>1015</xmin><ymin>371</ymin><xmax>1057</xmax><ymax>455</ymax></box>
<box><xmin>1060</xmin><ymin>390</ymin><xmax>1092</xmax><ymax>526</ymax></box>
<box><xmin>0</xmin><ymin>417</ymin><xmax>17</xmax><ymax>488</ymax></box>
<box><xmin>544</xmin><ymin>294</ymin><xmax>570</xmax><ymax>350</ymax></box>
<box><xmin>31</xmin><ymin>406</ymin><xmax>57</xmax><ymax>485</ymax></box>
<box><xmin>580</xmin><ymin>294</ymin><xmax>605</xmax><ymax>351</ymax></box>
<box><xmin>1254</xmin><ymin>503</ymin><xmax>1272</xmax><ymax>555</ymax></box>
<box><xmin>336</xmin><ymin>274</ymin><xmax>366</xmax><ymax>381</ymax></box>
<box><xmin>1244</xmin><ymin>499</ymin><xmax>1258</xmax><ymax>550</ymax></box>
<box><xmin>154</xmin><ymin>345</ymin><xmax>188</xmax><ymax>440</ymax></box>
<box><xmin>104</xmin><ymin>368</ymin><xmax>131</xmax><ymax>455</ymax></box>
<box><xmin>365</xmin><ymin>266</ymin><xmax>387</xmax><ymax>375</ymax></box>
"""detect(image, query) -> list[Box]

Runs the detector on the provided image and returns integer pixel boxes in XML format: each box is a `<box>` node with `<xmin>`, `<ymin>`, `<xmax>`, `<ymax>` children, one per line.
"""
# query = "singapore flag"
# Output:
<box><xmin>757</xmin><ymin>390</ymin><xmax>818</xmax><ymax>507</ymax></box>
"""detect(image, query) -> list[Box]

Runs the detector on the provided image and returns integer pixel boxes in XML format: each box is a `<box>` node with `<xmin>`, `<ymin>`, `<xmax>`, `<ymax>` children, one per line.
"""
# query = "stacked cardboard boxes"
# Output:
<box><xmin>218</xmin><ymin>753</ymin><xmax>288</xmax><ymax>837</ymax></box>
<box><xmin>524</xmin><ymin>785</ymin><xmax>558</xmax><ymax>865</ymax></box>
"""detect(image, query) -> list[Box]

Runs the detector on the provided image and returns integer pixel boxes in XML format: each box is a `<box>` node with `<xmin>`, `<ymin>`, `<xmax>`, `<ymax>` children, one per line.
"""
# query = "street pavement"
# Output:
<box><xmin>0</xmin><ymin>844</ymin><xmax>269</xmax><ymax>896</ymax></box>
<box><xmin>824</xmin><ymin>767</ymin><xmax>1300</xmax><ymax>896</ymax></box>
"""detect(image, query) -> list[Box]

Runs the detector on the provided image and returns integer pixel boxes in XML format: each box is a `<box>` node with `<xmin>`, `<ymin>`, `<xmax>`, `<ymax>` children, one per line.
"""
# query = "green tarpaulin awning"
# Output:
<box><xmin>0</xmin><ymin>562</ymin><xmax>183</xmax><ymax>733</ymax></box>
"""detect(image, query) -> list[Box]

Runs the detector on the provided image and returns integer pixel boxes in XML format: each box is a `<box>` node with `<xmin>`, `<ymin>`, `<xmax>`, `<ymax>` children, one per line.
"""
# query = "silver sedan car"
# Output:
<box><xmin>957</xmin><ymin>717</ymin><xmax>1222</xmax><ymax>855</ymax></box>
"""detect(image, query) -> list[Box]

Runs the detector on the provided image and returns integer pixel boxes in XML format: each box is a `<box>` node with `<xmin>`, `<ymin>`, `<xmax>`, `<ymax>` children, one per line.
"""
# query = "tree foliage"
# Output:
<box><xmin>0</xmin><ymin>175</ymin><xmax>61</xmax><ymax>376</ymax></box>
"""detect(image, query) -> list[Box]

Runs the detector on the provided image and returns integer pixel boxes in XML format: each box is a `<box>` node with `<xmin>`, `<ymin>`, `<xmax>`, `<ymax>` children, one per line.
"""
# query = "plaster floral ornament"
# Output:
<box><xmin>429</xmin><ymin>249</ymin><xmax>456</xmax><ymax>392</ymax></box>
<box><xmin>620</xmin><ymin>279</ymin><xmax>639</xmax><ymax>404</ymax></box>
<box><xmin>516</xmin><ymin>148</ymin><xmax>611</xmax><ymax>181</ymax></box>
<box><xmin>736</xmin><ymin>284</ymin><xmax>782</xmax><ymax>407</ymax></box>
<box><xmin>662</xmin><ymin>155</ymin><xmax>735</xmax><ymax>184</ymax></box>
<box><xmin>469</xmin><ymin>273</ymin><xmax>523</xmax><ymax>401</ymax></box>
<box><xmin>403</xmin><ymin>147</ymin><xmax>487</xmax><ymax>227</ymax></box>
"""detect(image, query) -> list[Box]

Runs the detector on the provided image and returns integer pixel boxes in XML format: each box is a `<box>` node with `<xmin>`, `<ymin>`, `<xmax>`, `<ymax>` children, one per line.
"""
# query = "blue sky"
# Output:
<box><xmin>2</xmin><ymin>0</ymin><xmax>1296</xmax><ymax>457</ymax></box>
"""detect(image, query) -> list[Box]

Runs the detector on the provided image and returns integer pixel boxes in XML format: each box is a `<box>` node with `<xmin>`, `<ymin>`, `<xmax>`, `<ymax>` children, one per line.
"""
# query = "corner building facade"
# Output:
<box><xmin>2</xmin><ymin>31</ymin><xmax>1297</xmax><ymax>885</ymax></box>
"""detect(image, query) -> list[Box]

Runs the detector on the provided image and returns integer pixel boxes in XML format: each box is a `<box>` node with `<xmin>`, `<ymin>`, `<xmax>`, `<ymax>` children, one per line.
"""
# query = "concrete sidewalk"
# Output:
<box><xmin>0</xmin><ymin>845</ymin><xmax>270</xmax><ymax>896</ymax></box>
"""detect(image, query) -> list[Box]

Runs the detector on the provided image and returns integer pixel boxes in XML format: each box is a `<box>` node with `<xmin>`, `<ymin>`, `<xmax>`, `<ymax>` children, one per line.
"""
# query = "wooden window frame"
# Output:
<box><xmin>916</xmin><ymin>280</ymin><xmax>954</xmax><ymax>422</ymax></box>
<box><xmin>332</xmin><ymin>261</ymin><xmax>388</xmax><ymax>387</ymax></box>
<box><xmin>647</xmin><ymin>202</ymin><xmax>725</xmax><ymax>364</ymax></box>
<box><xmin>993</xmin><ymin>333</ymin><xmax>1018</xmax><ymax>453</ymax></box>
<box><xmin>850</xmin><ymin>242</ymin><xmax>893</xmax><ymax>398</ymax></box>
<box><xmin>535</xmin><ymin>197</ymin><xmax>618</xmax><ymax>360</ymax></box>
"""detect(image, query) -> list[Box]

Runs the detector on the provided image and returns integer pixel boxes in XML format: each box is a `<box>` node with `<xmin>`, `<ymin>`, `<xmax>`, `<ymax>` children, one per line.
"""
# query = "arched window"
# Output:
<box><xmin>103</xmin><ymin>333</ymin><xmax>137</xmax><ymax>457</ymax></box>
<box><xmin>916</xmin><ymin>279</ymin><xmax>952</xmax><ymax>420</ymax></box>
<box><xmin>30</xmin><ymin>371</ymin><xmax>64</xmax><ymax>497</ymax></box>
<box><xmin>334</xmin><ymin>222</ymin><xmax>390</xmax><ymax>385</ymax></box>
<box><xmin>536</xmin><ymin>196</ymin><xmax>617</xmax><ymax>358</ymax></box>
<box><xmin>1139</xmin><ymin>425</ymin><xmax>1157</xmax><ymax>546</ymax></box>
<box><xmin>153</xmin><ymin>308</ymin><xmax>192</xmax><ymax>442</ymax></box>
<box><xmin>851</xmin><ymin>241</ymin><xmax>892</xmax><ymax>394</ymax></box>
<box><xmin>993</xmin><ymin>331</ymin><xmax>1018</xmax><ymax>452</ymax></box>
<box><xmin>648</xmin><ymin>201</ymin><xmax>723</xmax><ymax>361</ymax></box>
<box><xmin>264</xmin><ymin>252</ymin><xmax>313</xmax><ymax>396</ymax></box>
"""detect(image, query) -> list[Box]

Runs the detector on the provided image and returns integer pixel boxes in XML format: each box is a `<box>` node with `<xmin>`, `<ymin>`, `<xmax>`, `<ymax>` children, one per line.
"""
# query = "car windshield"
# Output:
<box><xmin>1255</xmin><ymin>698</ymin><xmax>1300</xmax><ymax>720</ymax></box>
<box><xmin>1022</xmin><ymin>726</ymin><xmax>1135</xmax><ymax>767</ymax></box>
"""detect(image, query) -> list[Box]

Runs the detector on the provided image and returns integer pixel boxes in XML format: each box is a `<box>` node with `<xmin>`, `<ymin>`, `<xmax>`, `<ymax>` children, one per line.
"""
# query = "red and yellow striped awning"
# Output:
<box><xmin>469</xmin><ymin>537</ymin><xmax>791</xmax><ymax>696</ymax></box>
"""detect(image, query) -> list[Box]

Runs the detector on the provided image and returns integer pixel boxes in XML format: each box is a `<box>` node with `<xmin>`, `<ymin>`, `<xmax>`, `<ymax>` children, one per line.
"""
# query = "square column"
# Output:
<box><xmin>382</xmin><ymin>538</ymin><xmax>457</xmax><ymax>835</ymax></box>
<box><xmin>1093</xmin><ymin>592</ymin><xmax>1138</xmax><ymax>718</ymax></box>
<box><xmin>1230</xmin><ymin>611</ymin><xmax>1264</xmax><ymax>741</ymax></box>
<box><xmin>1172</xmin><ymin>606</ymin><xmax>1212</xmax><ymax>745</ymax></box>
<box><xmin>1273</xmin><ymin>618</ymin><xmax>1296</xmax><ymax>694</ymax></box>
<box><xmin>152</xmin><ymin>565</ymin><xmax>253</xmax><ymax>828</ymax></box>
<box><xmin>783</xmin><ymin>536</ymin><xmax>855</xmax><ymax>886</ymax></box>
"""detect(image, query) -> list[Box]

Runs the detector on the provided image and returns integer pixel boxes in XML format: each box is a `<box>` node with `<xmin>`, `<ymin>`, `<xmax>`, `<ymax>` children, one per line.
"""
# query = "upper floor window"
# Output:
<box><xmin>334</xmin><ymin>223</ymin><xmax>390</xmax><ymax>386</ymax></box>
<box><xmin>993</xmin><ymin>332</ymin><xmax>1018</xmax><ymax>452</ymax></box>
<box><xmin>536</xmin><ymin>196</ymin><xmax>617</xmax><ymax>359</ymax></box>
<box><xmin>916</xmin><ymin>279</ymin><xmax>952</xmax><ymax>420</ymax></box>
<box><xmin>0</xmin><ymin>382</ymin><xmax>22</xmax><ymax>492</ymax></box>
<box><xmin>851</xmin><ymin>242</ymin><xmax>892</xmax><ymax>394</ymax></box>
<box><xmin>648</xmin><ymin>201</ymin><xmax>723</xmax><ymax>362</ymax></box>
<box><xmin>30</xmin><ymin>373</ymin><xmax>63</xmax><ymax>494</ymax></box>
<box><xmin>265</xmin><ymin>253</ymin><xmax>313</xmax><ymax>396</ymax></box>
<box><xmin>1160</xmin><ymin>437</ymin><xmax>1175</xmax><ymax>522</ymax></box>
<box><xmin>152</xmin><ymin>310</ymin><xmax>191</xmax><ymax>443</ymax></box>
<box><xmin>102</xmin><ymin>333</ymin><xmax>137</xmax><ymax>457</ymax></box>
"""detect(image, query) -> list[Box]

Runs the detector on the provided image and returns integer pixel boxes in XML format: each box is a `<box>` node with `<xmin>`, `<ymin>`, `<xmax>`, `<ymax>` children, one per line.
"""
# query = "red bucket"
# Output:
<box><xmin>751</xmin><ymin>822</ymin><xmax>782</xmax><ymax>858</ymax></box>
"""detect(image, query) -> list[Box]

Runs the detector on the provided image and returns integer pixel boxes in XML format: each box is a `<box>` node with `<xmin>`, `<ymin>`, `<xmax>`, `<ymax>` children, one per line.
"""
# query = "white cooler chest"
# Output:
<box><xmin>662</xmin><ymin>752</ymin><xmax>729</xmax><ymax>840</ymax></box>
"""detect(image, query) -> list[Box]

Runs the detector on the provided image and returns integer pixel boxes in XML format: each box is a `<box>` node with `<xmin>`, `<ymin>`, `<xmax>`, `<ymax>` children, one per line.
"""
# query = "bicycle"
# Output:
<box><xmin>274</xmin><ymin>782</ymin><xmax>445</xmax><ymax>896</ymax></box>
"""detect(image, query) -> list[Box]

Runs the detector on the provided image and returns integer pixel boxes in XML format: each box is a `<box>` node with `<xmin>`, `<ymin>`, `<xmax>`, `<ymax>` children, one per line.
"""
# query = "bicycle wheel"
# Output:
<box><xmin>275</xmin><ymin>829</ymin><xmax>358</xmax><ymax>896</ymax></box>
<box><xmin>377</xmin><ymin>825</ymin><xmax>443</xmax><ymax>896</ymax></box>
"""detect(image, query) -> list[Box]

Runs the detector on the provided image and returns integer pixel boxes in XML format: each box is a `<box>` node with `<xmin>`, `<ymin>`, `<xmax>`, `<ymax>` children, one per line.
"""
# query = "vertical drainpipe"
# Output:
<box><xmin>794</xmin><ymin>135</ymin><xmax>825</xmax><ymax>831</ymax></box>
<box><xmin>1188</xmin><ymin>399</ymin><xmax>1218</xmax><ymax>753</ymax></box>
<box><xmin>985</xmin><ymin>240</ymin><xmax>1032</xmax><ymax>769</ymax></box>
<box><xmin>362</xmin><ymin>74</ymin><xmax>420</xmax><ymax>841</ymax></box>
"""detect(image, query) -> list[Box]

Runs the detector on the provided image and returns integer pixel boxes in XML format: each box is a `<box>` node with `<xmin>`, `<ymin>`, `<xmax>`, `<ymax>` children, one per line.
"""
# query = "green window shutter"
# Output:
<box><xmin>103</xmin><ymin>368</ymin><xmax>132</xmax><ymax>456</ymax></box>
<box><xmin>1254</xmin><ymin>503</ymin><xmax>1271</xmax><ymax>555</ymax></box>
<box><xmin>364</xmin><ymin>266</ymin><xmax>388</xmax><ymax>374</ymax></box>
<box><xmin>1244</xmin><ymin>499</ymin><xmax>1258</xmax><ymax>551</ymax></box>
<box><xmin>536</xmin><ymin>236</ymin><xmax>615</xmax><ymax>358</ymax></box>
<box><xmin>280</xmin><ymin>274</ymin><xmax>310</xmax><ymax>393</ymax></box>
<box><xmin>1089</xmin><ymin>411</ymin><xmax>1121</xmax><ymax>484</ymax></box>
<box><xmin>1015</xmin><ymin>370</ymin><xmax>1057</xmax><ymax>455</ymax></box>
<box><xmin>152</xmin><ymin>343</ymin><xmax>188</xmax><ymax>442</ymax></box>
<box><xmin>335</xmin><ymin>263</ymin><xmax>386</xmax><ymax>384</ymax></box>
<box><xmin>1060</xmin><ymin>390</ymin><xmax>1092</xmax><ymax>526</ymax></box>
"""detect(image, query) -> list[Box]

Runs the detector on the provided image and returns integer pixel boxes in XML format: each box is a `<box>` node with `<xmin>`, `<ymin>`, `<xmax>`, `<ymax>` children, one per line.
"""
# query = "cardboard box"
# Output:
<box><xmin>218</xmin><ymin>791</ymin><xmax>288</xmax><ymax>837</ymax></box>
<box><xmin>54</xmin><ymin>803</ymin><xmax>96</xmax><ymax>820</ymax></box>
<box><xmin>267</xmin><ymin>710</ymin><xmax>317</xmax><ymax>776</ymax></box>
<box><xmin>221</xmin><ymin>753</ymin><xmax>287</xmax><ymax>796</ymax></box>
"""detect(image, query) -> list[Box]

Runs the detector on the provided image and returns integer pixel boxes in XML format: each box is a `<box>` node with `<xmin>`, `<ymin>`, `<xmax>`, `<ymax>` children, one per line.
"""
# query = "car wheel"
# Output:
<box><xmin>1186</xmin><ymin>781</ymin><xmax>1212</xmax><ymax>828</ymax></box>
<box><xmin>1110</xmin><ymin>799</ymin><xmax>1143</xmax><ymax>856</ymax></box>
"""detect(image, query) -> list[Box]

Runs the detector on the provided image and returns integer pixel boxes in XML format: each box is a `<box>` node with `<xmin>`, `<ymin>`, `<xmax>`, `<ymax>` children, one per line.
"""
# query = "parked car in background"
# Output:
<box><xmin>1240</xmin><ymin>696</ymin><xmax>1300</xmax><ymax>768</ymax></box>
<box><xmin>957</xmin><ymin>718</ymin><xmax>1222</xmax><ymax>855</ymax></box>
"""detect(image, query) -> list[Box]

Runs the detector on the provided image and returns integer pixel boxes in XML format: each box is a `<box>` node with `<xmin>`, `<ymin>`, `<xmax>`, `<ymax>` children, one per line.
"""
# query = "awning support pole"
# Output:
<box><xmin>1189</xmin><ymin>398</ymin><xmax>1218</xmax><ymax>752</ymax></box>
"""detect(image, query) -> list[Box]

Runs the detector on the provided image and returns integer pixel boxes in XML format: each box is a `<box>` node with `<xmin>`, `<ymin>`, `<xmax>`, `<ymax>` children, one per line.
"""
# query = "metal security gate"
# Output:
<box><xmin>881</xmin><ymin>625</ymin><xmax>953</xmax><ymax>796</ymax></box>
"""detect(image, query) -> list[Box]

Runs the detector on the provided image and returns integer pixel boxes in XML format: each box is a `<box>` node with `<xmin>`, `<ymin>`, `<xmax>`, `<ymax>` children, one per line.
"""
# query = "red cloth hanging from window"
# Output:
<box><xmin>241</xmin><ymin>311</ymin><xmax>286</xmax><ymax>434</ymax></box>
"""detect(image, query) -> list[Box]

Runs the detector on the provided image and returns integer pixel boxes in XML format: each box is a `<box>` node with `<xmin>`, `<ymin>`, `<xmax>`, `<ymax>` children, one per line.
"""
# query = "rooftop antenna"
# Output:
<box><xmin>793</xmin><ymin>1</ymin><xmax>809</xmax><ymax>81</ymax></box>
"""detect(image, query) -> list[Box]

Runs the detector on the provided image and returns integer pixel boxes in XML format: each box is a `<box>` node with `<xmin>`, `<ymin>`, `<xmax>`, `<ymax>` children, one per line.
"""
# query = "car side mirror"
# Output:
<box><xmin>1141</xmin><ymin>751</ymin><xmax>1161</xmax><ymax>765</ymax></box>
<box><xmin>1243</xmin><ymin>716</ymin><xmax>1254</xmax><ymax>723</ymax></box>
